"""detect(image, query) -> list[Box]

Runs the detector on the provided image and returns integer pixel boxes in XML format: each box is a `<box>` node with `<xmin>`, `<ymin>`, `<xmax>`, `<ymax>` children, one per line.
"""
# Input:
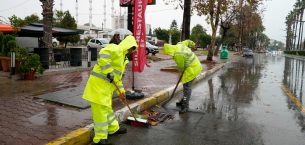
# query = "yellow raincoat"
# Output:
<box><xmin>82</xmin><ymin>35</ymin><xmax>138</xmax><ymax>143</ymax></box>
<box><xmin>163</xmin><ymin>43</ymin><xmax>202</xmax><ymax>83</ymax></box>
<box><xmin>83</xmin><ymin>35</ymin><xmax>138</xmax><ymax>105</ymax></box>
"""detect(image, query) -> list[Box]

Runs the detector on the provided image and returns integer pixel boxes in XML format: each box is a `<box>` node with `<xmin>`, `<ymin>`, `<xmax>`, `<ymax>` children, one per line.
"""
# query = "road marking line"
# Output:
<box><xmin>281</xmin><ymin>85</ymin><xmax>305</xmax><ymax>115</ymax></box>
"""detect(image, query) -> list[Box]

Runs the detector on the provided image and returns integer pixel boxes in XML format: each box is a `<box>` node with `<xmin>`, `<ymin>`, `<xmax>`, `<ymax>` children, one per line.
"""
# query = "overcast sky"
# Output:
<box><xmin>0</xmin><ymin>0</ymin><xmax>295</xmax><ymax>42</ymax></box>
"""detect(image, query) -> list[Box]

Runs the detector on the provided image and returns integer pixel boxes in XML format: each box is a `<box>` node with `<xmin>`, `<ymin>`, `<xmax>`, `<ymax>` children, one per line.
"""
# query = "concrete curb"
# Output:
<box><xmin>46</xmin><ymin>59</ymin><xmax>233</xmax><ymax>145</ymax></box>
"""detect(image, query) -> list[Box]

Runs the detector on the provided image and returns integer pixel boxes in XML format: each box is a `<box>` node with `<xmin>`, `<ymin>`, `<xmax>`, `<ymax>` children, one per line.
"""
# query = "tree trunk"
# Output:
<box><xmin>215</xmin><ymin>23</ymin><xmax>229</xmax><ymax>56</ymax></box>
<box><xmin>208</xmin><ymin>0</ymin><xmax>221</xmax><ymax>61</ymax></box>
<box><xmin>181</xmin><ymin>0</ymin><xmax>191</xmax><ymax>40</ymax></box>
<box><xmin>293</xmin><ymin>13</ymin><xmax>299</xmax><ymax>51</ymax></box>
<box><xmin>286</xmin><ymin>22</ymin><xmax>291</xmax><ymax>51</ymax></box>
<box><xmin>207</xmin><ymin>28</ymin><xmax>217</xmax><ymax>61</ymax></box>
<box><xmin>297</xmin><ymin>9</ymin><xmax>304</xmax><ymax>50</ymax></box>
<box><xmin>40</xmin><ymin>0</ymin><xmax>54</xmax><ymax>49</ymax></box>
<box><xmin>238</xmin><ymin>0</ymin><xmax>243</xmax><ymax>52</ymax></box>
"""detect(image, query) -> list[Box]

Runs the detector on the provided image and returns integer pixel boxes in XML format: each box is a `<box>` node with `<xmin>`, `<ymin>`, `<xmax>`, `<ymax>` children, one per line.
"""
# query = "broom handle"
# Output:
<box><xmin>112</xmin><ymin>82</ymin><xmax>138</xmax><ymax>122</ymax></box>
<box><xmin>166</xmin><ymin>70</ymin><xmax>185</xmax><ymax>103</ymax></box>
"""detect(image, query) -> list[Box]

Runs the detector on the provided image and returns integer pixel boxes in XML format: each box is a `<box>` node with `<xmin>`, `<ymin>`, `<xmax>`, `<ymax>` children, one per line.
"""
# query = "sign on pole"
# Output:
<box><xmin>132</xmin><ymin>0</ymin><xmax>147</xmax><ymax>72</ymax></box>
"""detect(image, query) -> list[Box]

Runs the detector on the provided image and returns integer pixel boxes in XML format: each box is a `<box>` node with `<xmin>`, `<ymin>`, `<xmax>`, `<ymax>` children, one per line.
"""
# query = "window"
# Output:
<box><xmin>96</xmin><ymin>40</ymin><xmax>102</xmax><ymax>44</ymax></box>
<box><xmin>90</xmin><ymin>39</ymin><xmax>95</xmax><ymax>43</ymax></box>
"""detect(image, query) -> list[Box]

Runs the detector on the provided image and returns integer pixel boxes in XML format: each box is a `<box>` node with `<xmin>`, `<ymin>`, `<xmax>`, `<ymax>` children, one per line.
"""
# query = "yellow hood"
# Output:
<box><xmin>118</xmin><ymin>35</ymin><xmax>138</xmax><ymax>55</ymax></box>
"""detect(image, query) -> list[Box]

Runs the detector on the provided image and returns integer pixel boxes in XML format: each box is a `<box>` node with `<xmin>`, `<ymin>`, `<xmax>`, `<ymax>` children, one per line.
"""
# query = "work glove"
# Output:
<box><xmin>107</xmin><ymin>73</ymin><xmax>114</xmax><ymax>83</ymax></box>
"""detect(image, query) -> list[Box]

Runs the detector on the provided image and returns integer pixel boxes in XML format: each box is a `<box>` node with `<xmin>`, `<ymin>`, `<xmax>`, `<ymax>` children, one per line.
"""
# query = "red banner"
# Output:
<box><xmin>120</xmin><ymin>0</ymin><xmax>155</xmax><ymax>7</ymax></box>
<box><xmin>132</xmin><ymin>0</ymin><xmax>147</xmax><ymax>72</ymax></box>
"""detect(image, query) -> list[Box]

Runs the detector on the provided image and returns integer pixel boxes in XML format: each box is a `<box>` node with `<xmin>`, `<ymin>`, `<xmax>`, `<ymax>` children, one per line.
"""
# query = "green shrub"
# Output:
<box><xmin>19</xmin><ymin>53</ymin><xmax>44</xmax><ymax>74</ymax></box>
<box><xmin>15</xmin><ymin>47</ymin><xmax>28</xmax><ymax>62</ymax></box>
<box><xmin>0</xmin><ymin>32</ymin><xmax>4</xmax><ymax>54</ymax></box>
<box><xmin>3</xmin><ymin>35</ymin><xmax>16</xmax><ymax>56</ymax></box>
<box><xmin>284</xmin><ymin>51</ymin><xmax>305</xmax><ymax>56</ymax></box>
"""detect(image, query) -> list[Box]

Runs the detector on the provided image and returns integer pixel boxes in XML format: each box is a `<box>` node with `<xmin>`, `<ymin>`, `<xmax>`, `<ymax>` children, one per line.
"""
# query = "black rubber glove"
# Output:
<box><xmin>107</xmin><ymin>73</ymin><xmax>114</xmax><ymax>83</ymax></box>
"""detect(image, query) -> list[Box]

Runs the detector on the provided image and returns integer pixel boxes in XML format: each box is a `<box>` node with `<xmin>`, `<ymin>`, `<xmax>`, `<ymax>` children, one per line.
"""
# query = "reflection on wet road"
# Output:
<box><xmin>110</xmin><ymin>54</ymin><xmax>305</xmax><ymax>145</ymax></box>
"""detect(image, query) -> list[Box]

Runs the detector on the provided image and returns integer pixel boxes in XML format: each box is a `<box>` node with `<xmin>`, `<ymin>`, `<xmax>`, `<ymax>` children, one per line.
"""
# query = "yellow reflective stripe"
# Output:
<box><xmin>185</xmin><ymin>52</ymin><xmax>193</xmax><ymax>61</ymax></box>
<box><xmin>95</xmin><ymin>129</ymin><xmax>108</xmax><ymax>133</ymax></box>
<box><xmin>99</xmin><ymin>54</ymin><xmax>110</xmax><ymax>58</ymax></box>
<box><xmin>108</xmin><ymin>117</ymin><xmax>116</xmax><ymax>125</ymax></box>
<box><xmin>185</xmin><ymin>56</ymin><xmax>196</xmax><ymax>68</ymax></box>
<box><xmin>91</xmin><ymin>71</ymin><xmax>110</xmax><ymax>82</ymax></box>
<box><xmin>113</xmin><ymin>69</ymin><xmax>122</xmax><ymax>75</ymax></box>
<box><xmin>101</xmin><ymin>64</ymin><xmax>111</xmax><ymax>70</ymax></box>
<box><xmin>94</xmin><ymin>122</ymin><xmax>108</xmax><ymax>127</ymax></box>
<box><xmin>175</xmin><ymin>52</ymin><xmax>185</xmax><ymax>55</ymax></box>
<box><xmin>181</xmin><ymin>45</ymin><xmax>185</xmax><ymax>52</ymax></box>
<box><xmin>107</xmin><ymin>113</ymin><xmax>114</xmax><ymax>118</ymax></box>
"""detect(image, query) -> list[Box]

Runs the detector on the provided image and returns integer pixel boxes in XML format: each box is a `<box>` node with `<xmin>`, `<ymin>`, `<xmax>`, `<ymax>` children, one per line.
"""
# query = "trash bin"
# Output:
<box><xmin>34</xmin><ymin>48</ymin><xmax>49</xmax><ymax>69</ymax></box>
<box><xmin>70</xmin><ymin>48</ymin><xmax>82</xmax><ymax>66</ymax></box>
<box><xmin>220</xmin><ymin>46</ymin><xmax>229</xmax><ymax>59</ymax></box>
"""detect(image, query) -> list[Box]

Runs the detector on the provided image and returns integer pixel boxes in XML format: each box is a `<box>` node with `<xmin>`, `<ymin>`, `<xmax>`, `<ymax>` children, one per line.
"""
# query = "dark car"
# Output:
<box><xmin>243</xmin><ymin>48</ymin><xmax>253</xmax><ymax>57</ymax></box>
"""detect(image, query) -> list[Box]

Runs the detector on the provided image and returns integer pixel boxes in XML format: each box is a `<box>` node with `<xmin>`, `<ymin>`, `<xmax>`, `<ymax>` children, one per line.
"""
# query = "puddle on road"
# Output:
<box><xmin>164</xmin><ymin>55</ymin><xmax>305</xmax><ymax>144</ymax></box>
<box><xmin>28</xmin><ymin>107</ymin><xmax>91</xmax><ymax>127</ymax></box>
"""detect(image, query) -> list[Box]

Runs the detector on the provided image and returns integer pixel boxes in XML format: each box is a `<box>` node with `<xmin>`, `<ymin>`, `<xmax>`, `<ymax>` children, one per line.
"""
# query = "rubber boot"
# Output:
<box><xmin>93</xmin><ymin>139</ymin><xmax>113</xmax><ymax>145</ymax></box>
<box><xmin>179</xmin><ymin>100</ymin><xmax>188</xmax><ymax>114</ymax></box>
<box><xmin>109</xmin><ymin>126</ymin><xmax>127</xmax><ymax>136</ymax></box>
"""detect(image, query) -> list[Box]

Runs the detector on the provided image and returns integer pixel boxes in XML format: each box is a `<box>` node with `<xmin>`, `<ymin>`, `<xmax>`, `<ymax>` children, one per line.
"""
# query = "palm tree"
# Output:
<box><xmin>40</xmin><ymin>0</ymin><xmax>54</xmax><ymax>49</ymax></box>
<box><xmin>286</xmin><ymin>11</ymin><xmax>294</xmax><ymax>51</ymax></box>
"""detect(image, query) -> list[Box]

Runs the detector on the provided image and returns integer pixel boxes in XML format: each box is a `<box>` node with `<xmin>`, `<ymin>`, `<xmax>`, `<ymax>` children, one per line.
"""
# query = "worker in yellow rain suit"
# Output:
<box><xmin>163</xmin><ymin>42</ymin><xmax>202</xmax><ymax>114</ymax></box>
<box><xmin>83</xmin><ymin>35</ymin><xmax>138</xmax><ymax>145</ymax></box>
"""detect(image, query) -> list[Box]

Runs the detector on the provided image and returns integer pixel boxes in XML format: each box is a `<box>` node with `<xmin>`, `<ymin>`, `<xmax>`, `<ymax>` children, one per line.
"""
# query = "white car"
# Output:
<box><xmin>146</xmin><ymin>41</ymin><xmax>159</xmax><ymax>55</ymax></box>
<box><xmin>87</xmin><ymin>38</ymin><xmax>109</xmax><ymax>50</ymax></box>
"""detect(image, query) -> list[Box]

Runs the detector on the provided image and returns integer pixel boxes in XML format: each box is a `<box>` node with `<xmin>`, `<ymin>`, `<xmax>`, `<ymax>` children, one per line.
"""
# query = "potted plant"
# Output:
<box><xmin>0</xmin><ymin>32</ymin><xmax>4</xmax><ymax>71</ymax></box>
<box><xmin>15</xmin><ymin>47</ymin><xmax>28</xmax><ymax>73</ymax></box>
<box><xmin>0</xmin><ymin>35</ymin><xmax>15</xmax><ymax>72</ymax></box>
<box><xmin>19</xmin><ymin>53</ymin><xmax>45</xmax><ymax>80</ymax></box>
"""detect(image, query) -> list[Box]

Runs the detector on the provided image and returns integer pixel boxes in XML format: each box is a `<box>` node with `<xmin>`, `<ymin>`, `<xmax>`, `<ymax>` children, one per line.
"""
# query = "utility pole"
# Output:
<box><xmin>75</xmin><ymin>0</ymin><xmax>78</xmax><ymax>24</ymax></box>
<box><xmin>104</xmin><ymin>0</ymin><xmax>107</xmax><ymax>29</ymax></box>
<box><xmin>89</xmin><ymin>0</ymin><xmax>92</xmax><ymax>29</ymax></box>
<box><xmin>60</xmin><ymin>0</ymin><xmax>63</xmax><ymax>11</ymax></box>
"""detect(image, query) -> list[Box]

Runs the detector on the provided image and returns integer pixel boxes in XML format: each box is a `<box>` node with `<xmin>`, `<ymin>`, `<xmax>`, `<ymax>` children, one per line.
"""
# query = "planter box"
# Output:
<box><xmin>0</xmin><ymin>59</ymin><xmax>2</xmax><ymax>71</ymax></box>
<box><xmin>24</xmin><ymin>71</ymin><xmax>36</xmax><ymax>80</ymax></box>
<box><xmin>0</xmin><ymin>56</ymin><xmax>11</xmax><ymax>72</ymax></box>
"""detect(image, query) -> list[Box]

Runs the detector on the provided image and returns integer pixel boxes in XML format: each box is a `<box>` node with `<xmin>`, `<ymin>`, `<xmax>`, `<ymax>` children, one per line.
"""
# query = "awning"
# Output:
<box><xmin>18</xmin><ymin>23</ymin><xmax>80</xmax><ymax>37</ymax></box>
<box><xmin>0</xmin><ymin>24</ymin><xmax>19</xmax><ymax>33</ymax></box>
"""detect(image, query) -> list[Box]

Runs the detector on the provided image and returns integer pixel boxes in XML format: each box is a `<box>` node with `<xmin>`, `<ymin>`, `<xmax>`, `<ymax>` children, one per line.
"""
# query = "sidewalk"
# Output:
<box><xmin>0</xmin><ymin>52</ymin><xmax>237</xmax><ymax>145</ymax></box>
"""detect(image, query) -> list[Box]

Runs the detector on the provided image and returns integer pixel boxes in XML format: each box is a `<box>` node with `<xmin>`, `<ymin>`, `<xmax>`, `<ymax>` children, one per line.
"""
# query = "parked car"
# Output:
<box><xmin>243</xmin><ymin>48</ymin><xmax>253</xmax><ymax>57</ymax></box>
<box><xmin>146</xmin><ymin>41</ymin><xmax>159</xmax><ymax>55</ymax></box>
<box><xmin>52</xmin><ymin>38</ymin><xmax>59</xmax><ymax>47</ymax></box>
<box><xmin>87</xmin><ymin>38</ymin><xmax>109</xmax><ymax>51</ymax></box>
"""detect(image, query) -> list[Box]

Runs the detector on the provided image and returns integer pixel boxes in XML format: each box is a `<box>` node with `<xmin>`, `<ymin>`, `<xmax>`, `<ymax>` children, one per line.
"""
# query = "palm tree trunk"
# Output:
<box><xmin>40</xmin><ymin>0</ymin><xmax>54</xmax><ymax>49</ymax></box>
<box><xmin>293</xmin><ymin>13</ymin><xmax>299</xmax><ymax>51</ymax></box>
<box><xmin>297</xmin><ymin>9</ymin><xmax>304</xmax><ymax>50</ymax></box>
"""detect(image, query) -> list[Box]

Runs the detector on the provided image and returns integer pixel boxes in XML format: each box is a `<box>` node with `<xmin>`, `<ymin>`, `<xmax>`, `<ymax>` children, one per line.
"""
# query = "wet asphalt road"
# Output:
<box><xmin>109</xmin><ymin>53</ymin><xmax>305</xmax><ymax>145</ymax></box>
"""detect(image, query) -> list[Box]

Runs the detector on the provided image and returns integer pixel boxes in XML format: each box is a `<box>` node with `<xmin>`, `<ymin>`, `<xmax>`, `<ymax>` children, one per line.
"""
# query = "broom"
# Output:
<box><xmin>112</xmin><ymin>81</ymin><xmax>149</xmax><ymax>127</ymax></box>
<box><xmin>163</xmin><ymin>69</ymin><xmax>185</xmax><ymax>105</ymax></box>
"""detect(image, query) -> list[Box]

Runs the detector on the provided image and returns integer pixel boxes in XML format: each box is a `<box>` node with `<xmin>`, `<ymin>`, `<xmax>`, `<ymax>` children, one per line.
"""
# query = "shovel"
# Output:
<box><xmin>112</xmin><ymin>81</ymin><xmax>148</xmax><ymax>127</ymax></box>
